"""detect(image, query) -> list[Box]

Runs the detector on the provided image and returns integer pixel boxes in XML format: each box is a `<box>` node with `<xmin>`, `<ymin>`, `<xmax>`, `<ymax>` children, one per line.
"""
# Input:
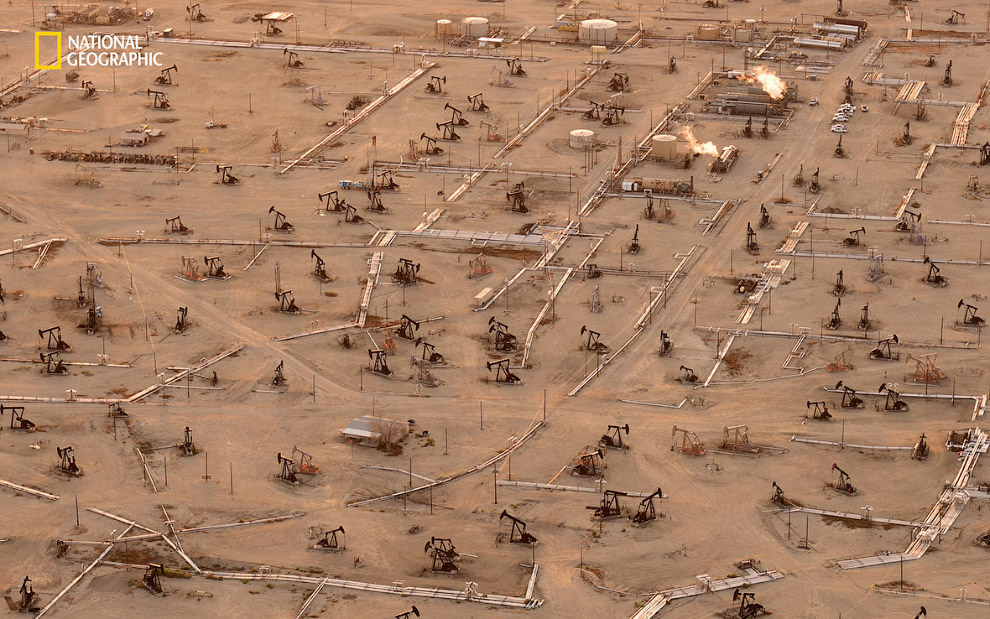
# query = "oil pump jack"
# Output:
<box><xmin>759</xmin><ymin>204</ymin><xmax>771</xmax><ymax>229</ymax></box>
<box><xmin>319</xmin><ymin>191</ymin><xmax>346</xmax><ymax>213</ymax></box>
<box><xmin>599</xmin><ymin>424</ymin><xmax>630</xmax><ymax>450</ymax></box>
<box><xmin>155</xmin><ymin>64</ymin><xmax>178</xmax><ymax>85</ymax></box>
<box><xmin>2</xmin><ymin>405</ymin><xmax>36</xmax><ymax>430</ymax></box>
<box><xmin>467</xmin><ymin>93</ymin><xmax>489</xmax><ymax>113</ymax></box>
<box><xmin>601</xmin><ymin>102</ymin><xmax>624</xmax><ymax>127</ymax></box>
<box><xmin>425</xmin><ymin>75</ymin><xmax>445</xmax><ymax>93</ymax></box>
<box><xmin>922</xmin><ymin>257</ymin><xmax>947</xmax><ymax>287</ymax></box>
<box><xmin>581</xmin><ymin>325</ymin><xmax>610</xmax><ymax>354</ymax></box>
<box><xmin>316</xmin><ymin>526</ymin><xmax>345</xmax><ymax>551</ymax></box>
<box><xmin>147</xmin><ymin>89</ymin><xmax>170</xmax><ymax>109</ymax></box>
<box><xmin>771</xmin><ymin>481</ymin><xmax>790</xmax><ymax>507</ymax></box>
<box><xmin>396</xmin><ymin>314</ymin><xmax>419</xmax><ymax>340</ymax></box>
<box><xmin>393</xmin><ymin>258</ymin><xmax>420</xmax><ymax>286</ymax></box>
<box><xmin>583</xmin><ymin>101</ymin><xmax>602</xmax><ymax>120</ymax></box>
<box><xmin>499</xmin><ymin>510</ymin><xmax>537</xmax><ymax>543</ymax></box>
<box><xmin>310</xmin><ymin>250</ymin><xmax>330</xmax><ymax>282</ymax></box>
<box><xmin>593</xmin><ymin>490</ymin><xmax>625</xmax><ymax>520</ymax></box>
<box><xmin>268</xmin><ymin>206</ymin><xmax>293</xmax><ymax>231</ymax></box>
<box><xmin>173</xmin><ymin>306</ymin><xmax>188</xmax><ymax>333</ymax></box>
<box><xmin>869</xmin><ymin>334</ymin><xmax>900</xmax><ymax>360</ymax></box>
<box><xmin>436</xmin><ymin>120</ymin><xmax>460</xmax><ymax>141</ymax></box>
<box><xmin>941</xmin><ymin>60</ymin><xmax>953</xmax><ymax>87</ymax></box>
<box><xmin>571</xmin><ymin>447</ymin><xmax>604</xmax><ymax>476</ymax></box>
<box><xmin>271</xmin><ymin>361</ymin><xmax>286</xmax><ymax>387</ymax></box>
<box><xmin>858</xmin><ymin>304</ymin><xmax>871</xmax><ymax>331</ymax></box>
<box><xmin>187</xmin><ymin>3</ymin><xmax>207</xmax><ymax>21</ymax></box>
<box><xmin>415</xmin><ymin>338</ymin><xmax>443</xmax><ymax>363</ymax></box>
<box><xmin>369</xmin><ymin>349</ymin><xmax>392</xmax><ymax>376</ymax></box>
<box><xmin>879</xmin><ymin>383</ymin><xmax>909</xmax><ymax>411</ymax></box>
<box><xmin>419</xmin><ymin>133</ymin><xmax>444</xmax><ymax>154</ymax></box>
<box><xmin>276</xmin><ymin>452</ymin><xmax>297</xmax><ymax>484</ymax></box>
<box><xmin>506</xmin><ymin>182</ymin><xmax>528</xmax><ymax>213</ymax></box>
<box><xmin>912</xmin><ymin>433</ymin><xmax>929</xmax><ymax>460</ymax></box>
<box><xmin>6</xmin><ymin>576</ymin><xmax>40</xmax><ymax>612</ymax></box>
<box><xmin>628</xmin><ymin>224</ymin><xmax>641</xmax><ymax>254</ymax></box>
<box><xmin>668</xmin><ymin>55</ymin><xmax>677</xmax><ymax>73</ymax></box>
<box><xmin>41</xmin><ymin>352</ymin><xmax>68</xmax><ymax>375</ymax></box>
<box><xmin>659</xmin><ymin>330</ymin><xmax>672</xmax><ymax>356</ymax></box>
<box><xmin>165</xmin><ymin>216</ymin><xmax>190</xmax><ymax>234</ymax></box>
<box><xmin>366</xmin><ymin>188</ymin><xmax>387</xmax><ymax>213</ymax></box>
<box><xmin>57</xmin><ymin>446</ymin><xmax>81</xmax><ymax>475</ymax></box>
<box><xmin>896</xmin><ymin>209</ymin><xmax>921</xmax><ymax>232</ymax></box>
<box><xmin>506</xmin><ymin>58</ymin><xmax>526</xmax><ymax>76</ymax></box>
<box><xmin>487</xmin><ymin>358</ymin><xmax>520</xmax><ymax>383</ymax></box>
<box><xmin>445</xmin><ymin>102</ymin><xmax>470</xmax><ymax>125</ymax></box>
<box><xmin>832</xmin><ymin>269</ymin><xmax>846</xmax><ymax>296</ymax></box>
<box><xmin>679</xmin><ymin>365</ymin><xmax>698</xmax><ymax>383</ymax></box>
<box><xmin>807</xmin><ymin>400</ymin><xmax>833</xmax><ymax>421</ymax></box>
<box><xmin>201</xmin><ymin>256</ymin><xmax>226</xmax><ymax>279</ymax></box>
<box><xmin>395</xmin><ymin>607</ymin><xmax>420</xmax><ymax>619</ymax></box>
<box><xmin>424</xmin><ymin>537</ymin><xmax>459</xmax><ymax>573</ymax></box>
<box><xmin>834</xmin><ymin>134</ymin><xmax>845</xmax><ymax>158</ymax></box>
<box><xmin>39</xmin><ymin>326</ymin><xmax>70</xmax><ymax>351</ymax></box>
<box><xmin>826</xmin><ymin>299</ymin><xmax>841</xmax><ymax>330</ymax></box>
<box><xmin>672</xmin><ymin>425</ymin><xmax>705</xmax><ymax>455</ymax></box>
<box><xmin>946</xmin><ymin>9</ymin><xmax>965</xmax><ymax>24</ymax></box>
<box><xmin>732</xmin><ymin>589</ymin><xmax>769</xmax><ymax>618</ymax></box>
<box><xmin>216</xmin><ymin>165</ymin><xmax>240</xmax><ymax>185</ymax></box>
<box><xmin>957</xmin><ymin>299</ymin><xmax>985</xmax><ymax>326</ymax></box>
<box><xmin>283</xmin><ymin>49</ymin><xmax>303</xmax><ymax>68</ymax></box>
<box><xmin>828</xmin><ymin>463</ymin><xmax>857</xmax><ymax>494</ymax></box>
<box><xmin>809</xmin><ymin>167</ymin><xmax>821</xmax><ymax>193</ymax></box>
<box><xmin>632</xmin><ymin>488</ymin><xmax>663</xmax><ymax>525</ymax></box>
<box><xmin>608</xmin><ymin>72</ymin><xmax>629</xmax><ymax>92</ymax></box>
<box><xmin>142</xmin><ymin>564</ymin><xmax>164</xmax><ymax>595</ymax></box>
<box><xmin>834</xmin><ymin>381</ymin><xmax>864</xmax><ymax>408</ymax></box>
<box><xmin>842</xmin><ymin>227</ymin><xmax>865</xmax><ymax>246</ymax></box>
<box><xmin>488</xmin><ymin>317</ymin><xmax>517</xmax><ymax>351</ymax></box>
<box><xmin>746</xmin><ymin>223</ymin><xmax>759</xmax><ymax>255</ymax></box>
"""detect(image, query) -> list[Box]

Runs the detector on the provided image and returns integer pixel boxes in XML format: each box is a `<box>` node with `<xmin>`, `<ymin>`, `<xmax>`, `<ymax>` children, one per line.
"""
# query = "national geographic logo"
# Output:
<box><xmin>34</xmin><ymin>33</ymin><xmax>164</xmax><ymax>69</ymax></box>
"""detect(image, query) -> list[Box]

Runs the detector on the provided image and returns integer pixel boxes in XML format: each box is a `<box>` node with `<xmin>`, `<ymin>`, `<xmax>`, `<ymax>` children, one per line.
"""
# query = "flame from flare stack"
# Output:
<box><xmin>736</xmin><ymin>65</ymin><xmax>788</xmax><ymax>100</ymax></box>
<box><xmin>678</xmin><ymin>126</ymin><xmax>720</xmax><ymax>157</ymax></box>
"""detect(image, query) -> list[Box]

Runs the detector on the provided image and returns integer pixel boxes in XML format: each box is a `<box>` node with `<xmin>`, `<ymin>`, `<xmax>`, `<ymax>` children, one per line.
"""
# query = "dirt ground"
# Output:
<box><xmin>2</xmin><ymin>0</ymin><xmax>990</xmax><ymax>617</ymax></box>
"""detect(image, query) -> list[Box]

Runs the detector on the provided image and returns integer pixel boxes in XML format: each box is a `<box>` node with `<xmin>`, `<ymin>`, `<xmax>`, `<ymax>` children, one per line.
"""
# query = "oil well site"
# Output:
<box><xmin>2</xmin><ymin>0</ymin><xmax>990</xmax><ymax>617</ymax></box>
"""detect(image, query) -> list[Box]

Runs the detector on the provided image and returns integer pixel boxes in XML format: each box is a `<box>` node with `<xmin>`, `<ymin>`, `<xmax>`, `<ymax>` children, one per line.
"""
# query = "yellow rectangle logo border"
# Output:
<box><xmin>35</xmin><ymin>32</ymin><xmax>61</xmax><ymax>70</ymax></box>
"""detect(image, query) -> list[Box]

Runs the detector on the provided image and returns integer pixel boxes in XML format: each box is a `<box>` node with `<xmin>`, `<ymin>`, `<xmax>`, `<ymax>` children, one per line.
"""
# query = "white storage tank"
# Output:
<box><xmin>569</xmin><ymin>129</ymin><xmax>596</xmax><ymax>149</ymax></box>
<box><xmin>462</xmin><ymin>16</ymin><xmax>490</xmax><ymax>38</ymax></box>
<box><xmin>436</xmin><ymin>19</ymin><xmax>453</xmax><ymax>38</ymax></box>
<box><xmin>651</xmin><ymin>134</ymin><xmax>678</xmax><ymax>160</ymax></box>
<box><xmin>578</xmin><ymin>19</ymin><xmax>618</xmax><ymax>44</ymax></box>
<box><xmin>697</xmin><ymin>24</ymin><xmax>721</xmax><ymax>41</ymax></box>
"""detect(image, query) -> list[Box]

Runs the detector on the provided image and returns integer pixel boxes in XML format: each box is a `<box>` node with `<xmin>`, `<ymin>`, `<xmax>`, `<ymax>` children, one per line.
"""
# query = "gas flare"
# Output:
<box><xmin>678</xmin><ymin>126</ymin><xmax>720</xmax><ymax>157</ymax></box>
<box><xmin>736</xmin><ymin>65</ymin><xmax>788</xmax><ymax>100</ymax></box>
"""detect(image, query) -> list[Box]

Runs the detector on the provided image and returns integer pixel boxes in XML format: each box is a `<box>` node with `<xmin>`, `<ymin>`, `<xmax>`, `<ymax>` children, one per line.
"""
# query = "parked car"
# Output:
<box><xmin>809</xmin><ymin>97</ymin><xmax>819</xmax><ymax>106</ymax></box>
<box><xmin>831</xmin><ymin>124</ymin><xmax>848</xmax><ymax>133</ymax></box>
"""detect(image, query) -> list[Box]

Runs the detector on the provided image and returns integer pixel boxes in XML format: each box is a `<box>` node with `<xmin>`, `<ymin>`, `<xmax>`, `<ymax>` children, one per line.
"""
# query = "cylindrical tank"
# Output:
<box><xmin>578</xmin><ymin>19</ymin><xmax>618</xmax><ymax>44</ymax></box>
<box><xmin>436</xmin><ymin>19</ymin><xmax>453</xmax><ymax>37</ymax></box>
<box><xmin>569</xmin><ymin>129</ymin><xmax>596</xmax><ymax>149</ymax></box>
<box><xmin>462</xmin><ymin>17</ymin><xmax>489</xmax><ymax>38</ymax></box>
<box><xmin>651</xmin><ymin>135</ymin><xmax>678</xmax><ymax>160</ymax></box>
<box><xmin>734</xmin><ymin>28</ymin><xmax>752</xmax><ymax>42</ymax></box>
<box><xmin>697</xmin><ymin>24</ymin><xmax>720</xmax><ymax>41</ymax></box>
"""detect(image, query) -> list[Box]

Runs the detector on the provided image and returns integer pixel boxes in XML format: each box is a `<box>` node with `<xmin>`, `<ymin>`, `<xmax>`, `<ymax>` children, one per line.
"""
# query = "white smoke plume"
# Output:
<box><xmin>678</xmin><ymin>126</ymin><xmax>719</xmax><ymax>157</ymax></box>
<box><xmin>736</xmin><ymin>65</ymin><xmax>787</xmax><ymax>100</ymax></box>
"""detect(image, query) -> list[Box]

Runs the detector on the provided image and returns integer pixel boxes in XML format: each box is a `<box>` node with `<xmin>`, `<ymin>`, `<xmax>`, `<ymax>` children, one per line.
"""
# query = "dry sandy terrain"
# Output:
<box><xmin>2</xmin><ymin>0</ymin><xmax>990</xmax><ymax>617</ymax></box>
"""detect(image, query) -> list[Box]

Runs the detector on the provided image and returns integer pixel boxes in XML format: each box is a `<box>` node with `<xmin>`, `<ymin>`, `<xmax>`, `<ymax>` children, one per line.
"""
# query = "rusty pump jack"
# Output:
<box><xmin>834</xmin><ymin>381</ymin><xmax>864</xmax><ymax>408</ymax></box>
<box><xmin>672</xmin><ymin>425</ymin><xmax>705</xmax><ymax>455</ymax></box>
<box><xmin>599</xmin><ymin>424</ymin><xmax>630</xmax><ymax>450</ymax></box>
<box><xmin>828</xmin><ymin>463</ymin><xmax>857</xmax><ymax>494</ymax></box>
<box><xmin>878</xmin><ymin>383</ymin><xmax>909</xmax><ymax>411</ymax></box>
<box><xmin>572</xmin><ymin>447</ymin><xmax>605</xmax><ymax>476</ymax></box>
<box><xmin>500</xmin><ymin>510</ymin><xmax>537</xmax><ymax>544</ymax></box>
<box><xmin>807</xmin><ymin>400</ymin><xmax>833</xmax><ymax>421</ymax></box>
<box><xmin>632</xmin><ymin>488</ymin><xmax>663</xmax><ymax>525</ymax></box>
